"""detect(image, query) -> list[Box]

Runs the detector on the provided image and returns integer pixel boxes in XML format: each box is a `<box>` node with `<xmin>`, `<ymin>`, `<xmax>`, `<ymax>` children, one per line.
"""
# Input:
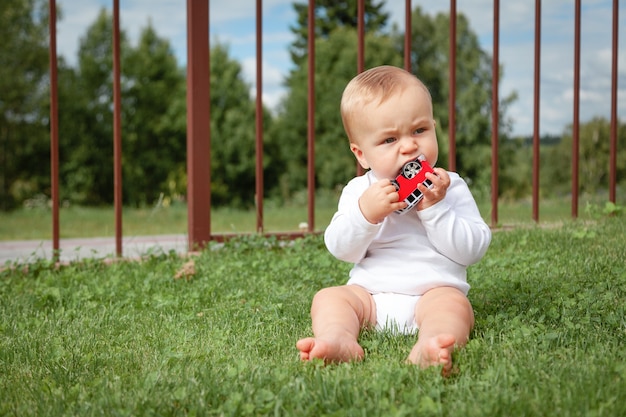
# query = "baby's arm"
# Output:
<box><xmin>418</xmin><ymin>175</ymin><xmax>491</xmax><ymax>266</ymax></box>
<box><xmin>324</xmin><ymin>178</ymin><xmax>401</xmax><ymax>263</ymax></box>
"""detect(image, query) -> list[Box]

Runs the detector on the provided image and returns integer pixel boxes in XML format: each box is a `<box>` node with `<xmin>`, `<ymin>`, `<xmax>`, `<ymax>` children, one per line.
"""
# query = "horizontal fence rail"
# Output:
<box><xmin>45</xmin><ymin>0</ymin><xmax>621</xmax><ymax>258</ymax></box>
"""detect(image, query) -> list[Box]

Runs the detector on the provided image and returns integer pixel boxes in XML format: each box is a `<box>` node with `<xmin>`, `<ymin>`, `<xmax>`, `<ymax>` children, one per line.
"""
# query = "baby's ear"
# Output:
<box><xmin>350</xmin><ymin>143</ymin><xmax>369</xmax><ymax>169</ymax></box>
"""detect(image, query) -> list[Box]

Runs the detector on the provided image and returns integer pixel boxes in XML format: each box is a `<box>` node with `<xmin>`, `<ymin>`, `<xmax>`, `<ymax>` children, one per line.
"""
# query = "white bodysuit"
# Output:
<box><xmin>324</xmin><ymin>170</ymin><xmax>491</xmax><ymax>333</ymax></box>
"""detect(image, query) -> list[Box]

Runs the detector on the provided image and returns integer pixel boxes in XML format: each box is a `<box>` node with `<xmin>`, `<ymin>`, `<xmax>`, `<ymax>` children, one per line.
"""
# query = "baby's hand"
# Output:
<box><xmin>417</xmin><ymin>168</ymin><xmax>450</xmax><ymax>210</ymax></box>
<box><xmin>359</xmin><ymin>179</ymin><xmax>407</xmax><ymax>224</ymax></box>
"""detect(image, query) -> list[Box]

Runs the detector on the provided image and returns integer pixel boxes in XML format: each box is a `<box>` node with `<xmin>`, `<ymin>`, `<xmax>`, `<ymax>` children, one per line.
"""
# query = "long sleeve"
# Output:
<box><xmin>324</xmin><ymin>171</ymin><xmax>490</xmax><ymax>296</ymax></box>
<box><xmin>324</xmin><ymin>174</ymin><xmax>381</xmax><ymax>263</ymax></box>
<box><xmin>417</xmin><ymin>175</ymin><xmax>491</xmax><ymax>266</ymax></box>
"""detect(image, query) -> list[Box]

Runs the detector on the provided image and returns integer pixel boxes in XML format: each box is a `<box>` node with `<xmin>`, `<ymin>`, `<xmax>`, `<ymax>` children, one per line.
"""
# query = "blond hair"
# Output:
<box><xmin>340</xmin><ymin>65</ymin><xmax>431</xmax><ymax>143</ymax></box>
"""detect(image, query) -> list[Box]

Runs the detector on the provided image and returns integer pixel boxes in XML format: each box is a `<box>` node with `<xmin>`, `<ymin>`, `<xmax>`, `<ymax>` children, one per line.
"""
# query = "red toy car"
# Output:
<box><xmin>391</xmin><ymin>155</ymin><xmax>434</xmax><ymax>214</ymax></box>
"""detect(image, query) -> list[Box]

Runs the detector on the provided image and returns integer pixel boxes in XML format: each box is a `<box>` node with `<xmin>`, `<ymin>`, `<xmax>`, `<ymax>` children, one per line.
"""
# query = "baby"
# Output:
<box><xmin>296</xmin><ymin>66</ymin><xmax>491</xmax><ymax>372</ymax></box>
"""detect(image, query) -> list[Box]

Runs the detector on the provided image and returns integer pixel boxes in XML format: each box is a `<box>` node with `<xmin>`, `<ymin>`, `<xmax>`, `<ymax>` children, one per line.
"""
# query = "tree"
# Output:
<box><xmin>273</xmin><ymin>2</ymin><xmax>510</xmax><ymax>199</ymax></box>
<box><xmin>289</xmin><ymin>0</ymin><xmax>389</xmax><ymax>65</ymax></box>
<box><xmin>271</xmin><ymin>28</ymin><xmax>403</xmax><ymax>198</ymax></box>
<box><xmin>0</xmin><ymin>0</ymin><xmax>50</xmax><ymax>210</ymax></box>
<box><xmin>58</xmin><ymin>8</ymin><xmax>130</xmax><ymax>205</ymax></box>
<box><xmin>398</xmin><ymin>7</ymin><xmax>516</xmax><ymax>190</ymax></box>
<box><xmin>206</xmin><ymin>43</ymin><xmax>277</xmax><ymax>208</ymax></box>
<box><xmin>122</xmin><ymin>23</ymin><xmax>186</xmax><ymax>206</ymax></box>
<box><xmin>59</xmin><ymin>12</ymin><xmax>189</xmax><ymax>207</ymax></box>
<box><xmin>59</xmin><ymin>11</ymin><xmax>275</xmax><ymax>209</ymax></box>
<box><xmin>267</xmin><ymin>0</ymin><xmax>396</xmax><ymax>199</ymax></box>
<box><xmin>544</xmin><ymin>117</ymin><xmax>626</xmax><ymax>196</ymax></box>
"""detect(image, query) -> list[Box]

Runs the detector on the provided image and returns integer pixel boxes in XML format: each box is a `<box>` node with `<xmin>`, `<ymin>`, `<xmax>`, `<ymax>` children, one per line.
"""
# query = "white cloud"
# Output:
<box><xmin>56</xmin><ymin>0</ymin><xmax>104</xmax><ymax>63</ymax></box>
<box><xmin>242</xmin><ymin>56</ymin><xmax>287</xmax><ymax>110</ymax></box>
<box><xmin>210</xmin><ymin>0</ymin><xmax>296</xmax><ymax>21</ymax></box>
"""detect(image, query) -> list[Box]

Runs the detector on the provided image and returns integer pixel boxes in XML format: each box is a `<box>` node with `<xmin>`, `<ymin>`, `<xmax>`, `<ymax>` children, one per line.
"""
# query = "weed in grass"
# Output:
<box><xmin>1</xmin><ymin>218</ymin><xmax>626</xmax><ymax>416</ymax></box>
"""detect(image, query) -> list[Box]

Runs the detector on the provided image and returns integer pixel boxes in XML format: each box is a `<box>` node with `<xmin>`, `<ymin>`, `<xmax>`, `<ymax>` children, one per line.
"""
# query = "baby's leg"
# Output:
<box><xmin>296</xmin><ymin>285</ymin><xmax>375</xmax><ymax>363</ymax></box>
<box><xmin>406</xmin><ymin>287</ymin><xmax>474</xmax><ymax>373</ymax></box>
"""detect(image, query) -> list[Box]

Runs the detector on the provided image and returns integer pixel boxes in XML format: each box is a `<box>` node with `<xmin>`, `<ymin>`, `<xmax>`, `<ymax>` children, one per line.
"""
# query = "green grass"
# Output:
<box><xmin>1</xmin><ymin>215</ymin><xmax>625</xmax><ymax>416</ymax></box>
<box><xmin>2</xmin><ymin>195</ymin><xmax>623</xmax><ymax>240</ymax></box>
<box><xmin>0</xmin><ymin>203</ymin><xmax>337</xmax><ymax>240</ymax></box>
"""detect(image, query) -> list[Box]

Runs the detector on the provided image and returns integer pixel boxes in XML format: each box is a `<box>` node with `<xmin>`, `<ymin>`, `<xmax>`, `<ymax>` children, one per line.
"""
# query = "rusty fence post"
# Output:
<box><xmin>307</xmin><ymin>0</ymin><xmax>316</xmax><ymax>232</ymax></box>
<box><xmin>609</xmin><ymin>0</ymin><xmax>619</xmax><ymax>203</ymax></box>
<box><xmin>186</xmin><ymin>0</ymin><xmax>211</xmax><ymax>249</ymax></box>
<box><xmin>404</xmin><ymin>0</ymin><xmax>412</xmax><ymax>72</ymax></box>
<box><xmin>355</xmin><ymin>0</ymin><xmax>365</xmax><ymax>177</ymax></box>
<box><xmin>113</xmin><ymin>0</ymin><xmax>123</xmax><ymax>256</ymax></box>
<box><xmin>491</xmin><ymin>0</ymin><xmax>500</xmax><ymax>227</ymax></box>
<box><xmin>256</xmin><ymin>0</ymin><xmax>264</xmax><ymax>233</ymax></box>
<box><xmin>49</xmin><ymin>0</ymin><xmax>60</xmax><ymax>261</ymax></box>
<box><xmin>572</xmin><ymin>0</ymin><xmax>581</xmax><ymax>218</ymax></box>
<box><xmin>448</xmin><ymin>0</ymin><xmax>457</xmax><ymax>172</ymax></box>
<box><xmin>532</xmin><ymin>0</ymin><xmax>541</xmax><ymax>223</ymax></box>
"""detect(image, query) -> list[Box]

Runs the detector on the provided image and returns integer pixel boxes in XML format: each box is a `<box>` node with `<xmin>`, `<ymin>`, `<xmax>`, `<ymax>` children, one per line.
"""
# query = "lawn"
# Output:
<box><xmin>1</xmin><ymin>195</ymin><xmax>623</xmax><ymax>240</ymax></box>
<box><xmin>0</xmin><ymin>203</ymin><xmax>337</xmax><ymax>240</ymax></box>
<box><xmin>1</xmin><ymin>214</ymin><xmax>625</xmax><ymax>416</ymax></box>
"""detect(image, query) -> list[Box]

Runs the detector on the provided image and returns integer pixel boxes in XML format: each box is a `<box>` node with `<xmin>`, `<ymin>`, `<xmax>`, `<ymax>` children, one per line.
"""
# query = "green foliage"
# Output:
<box><xmin>401</xmin><ymin>8</ymin><xmax>517</xmax><ymax>188</ymax></box>
<box><xmin>207</xmin><ymin>44</ymin><xmax>278</xmax><ymax>209</ymax></box>
<box><xmin>1</xmin><ymin>0</ymin><xmax>622</xmax><ymax>212</ymax></box>
<box><xmin>497</xmin><ymin>137</ymin><xmax>534</xmax><ymax>200</ymax></box>
<box><xmin>271</xmin><ymin>1</ymin><xmax>396</xmax><ymax>197</ymax></box>
<box><xmin>585</xmin><ymin>200</ymin><xmax>624</xmax><ymax>218</ymax></box>
<box><xmin>271</xmin><ymin>28</ymin><xmax>403</xmax><ymax>196</ymax></box>
<box><xmin>0</xmin><ymin>0</ymin><xmax>50</xmax><ymax>210</ymax></box>
<box><xmin>274</xmin><ymin>4</ymin><xmax>512</xmax><ymax>197</ymax></box>
<box><xmin>58</xmin><ymin>10</ymin><xmax>188</xmax><ymax>207</ymax></box>
<box><xmin>289</xmin><ymin>0</ymin><xmax>389</xmax><ymax>65</ymax></box>
<box><xmin>2</xmin><ymin>2</ymin><xmax>273</xmax><ymax>209</ymax></box>
<box><xmin>122</xmin><ymin>23</ymin><xmax>186</xmax><ymax>206</ymax></box>
<box><xmin>58</xmin><ymin>9</ymin><xmax>127</xmax><ymax>205</ymax></box>
<box><xmin>1</xmin><ymin>218</ymin><xmax>626</xmax><ymax>416</ymax></box>
<box><xmin>544</xmin><ymin>117</ymin><xmax>626</xmax><ymax>196</ymax></box>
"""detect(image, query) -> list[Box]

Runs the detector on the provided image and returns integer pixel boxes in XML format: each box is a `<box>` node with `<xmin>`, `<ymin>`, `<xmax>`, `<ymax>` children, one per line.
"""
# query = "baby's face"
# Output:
<box><xmin>349</xmin><ymin>83</ymin><xmax>438</xmax><ymax>180</ymax></box>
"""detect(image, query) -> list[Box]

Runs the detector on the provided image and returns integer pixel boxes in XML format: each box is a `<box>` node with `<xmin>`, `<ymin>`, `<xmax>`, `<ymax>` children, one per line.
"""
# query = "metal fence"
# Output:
<box><xmin>46</xmin><ymin>0</ymin><xmax>621</xmax><ymax>257</ymax></box>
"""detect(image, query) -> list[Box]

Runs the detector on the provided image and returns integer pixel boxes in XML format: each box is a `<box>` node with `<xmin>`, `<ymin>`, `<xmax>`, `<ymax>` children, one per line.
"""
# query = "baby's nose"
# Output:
<box><xmin>400</xmin><ymin>137</ymin><xmax>418</xmax><ymax>153</ymax></box>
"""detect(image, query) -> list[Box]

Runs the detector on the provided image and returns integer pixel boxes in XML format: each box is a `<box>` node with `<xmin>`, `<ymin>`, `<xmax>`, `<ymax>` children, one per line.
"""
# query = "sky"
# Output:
<box><xmin>54</xmin><ymin>0</ymin><xmax>626</xmax><ymax>137</ymax></box>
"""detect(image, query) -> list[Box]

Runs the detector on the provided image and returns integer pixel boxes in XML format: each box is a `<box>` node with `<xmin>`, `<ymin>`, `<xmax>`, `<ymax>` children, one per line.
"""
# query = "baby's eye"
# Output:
<box><xmin>382</xmin><ymin>137</ymin><xmax>396</xmax><ymax>144</ymax></box>
<box><xmin>413</xmin><ymin>128</ymin><xmax>426</xmax><ymax>135</ymax></box>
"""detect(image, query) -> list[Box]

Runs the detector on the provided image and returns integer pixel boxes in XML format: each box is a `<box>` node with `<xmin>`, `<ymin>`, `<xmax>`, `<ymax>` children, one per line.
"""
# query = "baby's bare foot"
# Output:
<box><xmin>406</xmin><ymin>334</ymin><xmax>456</xmax><ymax>374</ymax></box>
<box><xmin>296</xmin><ymin>337</ymin><xmax>364</xmax><ymax>363</ymax></box>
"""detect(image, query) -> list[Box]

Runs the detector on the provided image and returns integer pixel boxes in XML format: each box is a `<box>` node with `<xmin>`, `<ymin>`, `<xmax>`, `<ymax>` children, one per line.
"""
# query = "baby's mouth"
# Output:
<box><xmin>397</xmin><ymin>154</ymin><xmax>426</xmax><ymax>174</ymax></box>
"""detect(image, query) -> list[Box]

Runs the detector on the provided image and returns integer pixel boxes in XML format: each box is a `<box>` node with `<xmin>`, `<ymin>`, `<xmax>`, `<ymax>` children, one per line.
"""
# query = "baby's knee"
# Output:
<box><xmin>424</xmin><ymin>286</ymin><xmax>470</xmax><ymax>305</ymax></box>
<box><xmin>311</xmin><ymin>285</ymin><xmax>374</xmax><ymax>320</ymax></box>
<box><xmin>418</xmin><ymin>287</ymin><xmax>474</xmax><ymax>320</ymax></box>
<box><xmin>312</xmin><ymin>286</ymin><xmax>347</xmax><ymax>305</ymax></box>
